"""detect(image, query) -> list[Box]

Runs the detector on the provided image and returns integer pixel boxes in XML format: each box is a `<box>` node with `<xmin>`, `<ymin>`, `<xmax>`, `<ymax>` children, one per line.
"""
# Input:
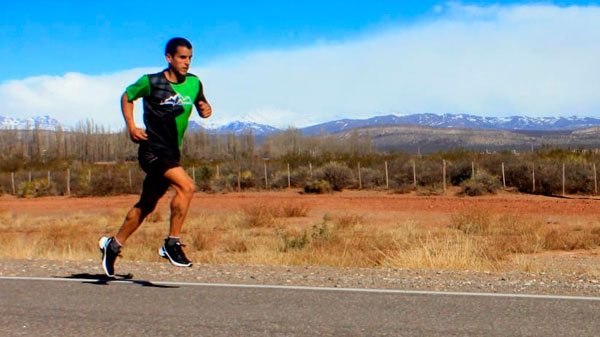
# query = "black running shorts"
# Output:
<box><xmin>138</xmin><ymin>144</ymin><xmax>180</xmax><ymax>177</ymax></box>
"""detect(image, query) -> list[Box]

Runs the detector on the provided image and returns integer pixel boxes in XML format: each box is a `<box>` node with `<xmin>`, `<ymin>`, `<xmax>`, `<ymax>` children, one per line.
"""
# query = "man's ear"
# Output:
<box><xmin>165</xmin><ymin>53</ymin><xmax>172</xmax><ymax>64</ymax></box>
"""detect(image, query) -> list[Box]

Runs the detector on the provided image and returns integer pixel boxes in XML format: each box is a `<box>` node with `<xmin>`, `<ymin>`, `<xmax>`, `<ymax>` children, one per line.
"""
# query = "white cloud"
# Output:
<box><xmin>2</xmin><ymin>3</ymin><xmax>600</xmax><ymax>129</ymax></box>
<box><xmin>0</xmin><ymin>68</ymin><xmax>159</xmax><ymax>129</ymax></box>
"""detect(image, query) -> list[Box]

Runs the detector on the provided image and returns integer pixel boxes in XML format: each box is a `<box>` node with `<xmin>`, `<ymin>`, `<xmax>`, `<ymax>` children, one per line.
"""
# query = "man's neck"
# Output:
<box><xmin>163</xmin><ymin>68</ymin><xmax>185</xmax><ymax>84</ymax></box>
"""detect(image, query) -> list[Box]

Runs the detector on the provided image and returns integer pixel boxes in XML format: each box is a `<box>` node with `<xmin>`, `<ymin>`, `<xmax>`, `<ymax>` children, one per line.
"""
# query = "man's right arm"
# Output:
<box><xmin>121</xmin><ymin>92</ymin><xmax>148</xmax><ymax>143</ymax></box>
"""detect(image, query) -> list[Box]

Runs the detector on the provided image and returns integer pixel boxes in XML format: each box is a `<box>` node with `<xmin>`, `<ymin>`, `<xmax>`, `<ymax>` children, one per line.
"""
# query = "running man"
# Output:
<box><xmin>99</xmin><ymin>37</ymin><xmax>212</xmax><ymax>277</ymax></box>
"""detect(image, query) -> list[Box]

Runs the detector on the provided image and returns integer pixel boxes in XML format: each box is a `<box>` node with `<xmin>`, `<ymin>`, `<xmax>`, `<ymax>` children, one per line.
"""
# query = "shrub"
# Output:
<box><xmin>194</xmin><ymin>166</ymin><xmax>215</xmax><ymax>192</ymax></box>
<box><xmin>270</xmin><ymin>170</ymin><xmax>290</xmax><ymax>189</ymax></box>
<box><xmin>414</xmin><ymin>160</ymin><xmax>443</xmax><ymax>187</ymax></box>
<box><xmin>303</xmin><ymin>179</ymin><xmax>331</xmax><ymax>194</ymax></box>
<box><xmin>448</xmin><ymin>161</ymin><xmax>473</xmax><ymax>186</ymax></box>
<box><xmin>279</xmin><ymin>230</ymin><xmax>309</xmax><ymax>252</ymax></box>
<box><xmin>459</xmin><ymin>170</ymin><xmax>501</xmax><ymax>196</ymax></box>
<box><xmin>17</xmin><ymin>179</ymin><xmax>57</xmax><ymax>198</ymax></box>
<box><xmin>209</xmin><ymin>176</ymin><xmax>233</xmax><ymax>193</ymax></box>
<box><xmin>415</xmin><ymin>184</ymin><xmax>443</xmax><ymax>196</ymax></box>
<box><xmin>226</xmin><ymin>170</ymin><xmax>258</xmax><ymax>190</ymax></box>
<box><xmin>393</xmin><ymin>184</ymin><xmax>416</xmax><ymax>194</ymax></box>
<box><xmin>358</xmin><ymin>167</ymin><xmax>384</xmax><ymax>188</ymax></box>
<box><xmin>315</xmin><ymin>161</ymin><xmax>354</xmax><ymax>191</ymax></box>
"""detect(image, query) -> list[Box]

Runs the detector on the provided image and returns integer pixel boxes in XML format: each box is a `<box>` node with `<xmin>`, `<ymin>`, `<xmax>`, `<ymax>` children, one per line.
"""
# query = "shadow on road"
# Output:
<box><xmin>59</xmin><ymin>273</ymin><xmax>179</xmax><ymax>288</ymax></box>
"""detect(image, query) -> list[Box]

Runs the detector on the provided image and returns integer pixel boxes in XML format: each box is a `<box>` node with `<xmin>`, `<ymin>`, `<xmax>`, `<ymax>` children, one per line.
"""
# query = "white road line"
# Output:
<box><xmin>1</xmin><ymin>275</ymin><xmax>599</xmax><ymax>301</ymax></box>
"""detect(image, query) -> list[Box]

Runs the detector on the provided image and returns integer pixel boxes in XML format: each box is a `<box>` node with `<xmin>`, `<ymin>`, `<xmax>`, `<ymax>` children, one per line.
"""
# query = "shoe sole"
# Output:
<box><xmin>158</xmin><ymin>246</ymin><xmax>193</xmax><ymax>267</ymax></box>
<box><xmin>98</xmin><ymin>237</ymin><xmax>115</xmax><ymax>277</ymax></box>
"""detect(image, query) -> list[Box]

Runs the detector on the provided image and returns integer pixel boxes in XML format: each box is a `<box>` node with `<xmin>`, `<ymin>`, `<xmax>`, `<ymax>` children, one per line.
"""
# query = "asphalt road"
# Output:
<box><xmin>1</xmin><ymin>276</ymin><xmax>599</xmax><ymax>337</ymax></box>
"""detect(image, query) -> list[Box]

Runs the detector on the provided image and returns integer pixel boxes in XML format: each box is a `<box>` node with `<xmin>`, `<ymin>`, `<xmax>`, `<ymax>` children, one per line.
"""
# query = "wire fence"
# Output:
<box><xmin>1</xmin><ymin>157</ymin><xmax>598</xmax><ymax>197</ymax></box>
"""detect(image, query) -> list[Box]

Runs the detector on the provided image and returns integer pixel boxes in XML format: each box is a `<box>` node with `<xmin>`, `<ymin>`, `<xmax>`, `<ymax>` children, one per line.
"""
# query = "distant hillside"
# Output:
<box><xmin>333</xmin><ymin>125</ymin><xmax>600</xmax><ymax>153</ymax></box>
<box><xmin>300</xmin><ymin>113</ymin><xmax>600</xmax><ymax>135</ymax></box>
<box><xmin>4</xmin><ymin>113</ymin><xmax>600</xmax><ymax>140</ymax></box>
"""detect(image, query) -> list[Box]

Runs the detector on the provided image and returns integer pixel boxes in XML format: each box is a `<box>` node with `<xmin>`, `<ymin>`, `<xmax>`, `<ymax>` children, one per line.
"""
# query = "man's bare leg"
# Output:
<box><xmin>114</xmin><ymin>207</ymin><xmax>147</xmax><ymax>245</ymax></box>
<box><xmin>163</xmin><ymin>166</ymin><xmax>196</xmax><ymax>238</ymax></box>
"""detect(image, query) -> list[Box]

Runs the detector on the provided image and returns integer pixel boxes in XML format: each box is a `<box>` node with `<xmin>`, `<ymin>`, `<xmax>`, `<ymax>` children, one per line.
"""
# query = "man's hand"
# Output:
<box><xmin>121</xmin><ymin>92</ymin><xmax>147</xmax><ymax>143</ymax></box>
<box><xmin>128</xmin><ymin>127</ymin><xmax>148</xmax><ymax>143</ymax></box>
<box><xmin>196</xmin><ymin>101</ymin><xmax>212</xmax><ymax>118</ymax></box>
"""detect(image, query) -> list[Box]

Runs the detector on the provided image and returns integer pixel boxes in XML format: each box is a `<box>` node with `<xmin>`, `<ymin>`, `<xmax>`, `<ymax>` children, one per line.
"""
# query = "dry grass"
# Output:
<box><xmin>240</xmin><ymin>202</ymin><xmax>311</xmax><ymax>227</ymax></box>
<box><xmin>2</xmin><ymin>206</ymin><xmax>600</xmax><ymax>273</ymax></box>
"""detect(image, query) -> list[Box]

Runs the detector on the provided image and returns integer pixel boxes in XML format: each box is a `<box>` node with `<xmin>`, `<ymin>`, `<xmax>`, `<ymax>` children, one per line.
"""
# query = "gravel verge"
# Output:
<box><xmin>2</xmin><ymin>258</ymin><xmax>600</xmax><ymax>297</ymax></box>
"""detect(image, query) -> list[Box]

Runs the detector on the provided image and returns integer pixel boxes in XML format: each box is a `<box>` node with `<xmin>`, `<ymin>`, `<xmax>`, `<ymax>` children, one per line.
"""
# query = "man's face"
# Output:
<box><xmin>166</xmin><ymin>46</ymin><xmax>193</xmax><ymax>76</ymax></box>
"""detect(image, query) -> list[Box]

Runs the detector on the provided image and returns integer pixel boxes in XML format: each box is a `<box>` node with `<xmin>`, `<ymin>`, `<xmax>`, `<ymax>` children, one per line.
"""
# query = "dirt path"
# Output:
<box><xmin>1</xmin><ymin>189</ymin><xmax>599</xmax><ymax>217</ymax></box>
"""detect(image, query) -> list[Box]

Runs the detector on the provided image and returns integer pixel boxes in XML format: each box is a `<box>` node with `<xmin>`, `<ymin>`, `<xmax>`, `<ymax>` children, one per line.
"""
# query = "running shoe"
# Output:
<box><xmin>98</xmin><ymin>236</ymin><xmax>120</xmax><ymax>277</ymax></box>
<box><xmin>158</xmin><ymin>239</ymin><xmax>193</xmax><ymax>267</ymax></box>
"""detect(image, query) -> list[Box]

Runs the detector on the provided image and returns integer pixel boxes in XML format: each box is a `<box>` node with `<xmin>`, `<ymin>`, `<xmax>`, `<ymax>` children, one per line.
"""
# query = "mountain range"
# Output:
<box><xmin>3</xmin><ymin>113</ymin><xmax>600</xmax><ymax>135</ymax></box>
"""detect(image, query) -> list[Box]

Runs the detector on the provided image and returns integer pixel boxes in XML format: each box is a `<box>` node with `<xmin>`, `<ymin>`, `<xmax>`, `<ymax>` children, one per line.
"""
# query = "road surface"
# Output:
<box><xmin>1</xmin><ymin>276</ymin><xmax>599</xmax><ymax>336</ymax></box>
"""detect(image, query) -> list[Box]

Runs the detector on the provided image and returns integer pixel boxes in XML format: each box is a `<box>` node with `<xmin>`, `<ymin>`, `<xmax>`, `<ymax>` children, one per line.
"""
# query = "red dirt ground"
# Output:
<box><xmin>1</xmin><ymin>189</ymin><xmax>599</xmax><ymax>219</ymax></box>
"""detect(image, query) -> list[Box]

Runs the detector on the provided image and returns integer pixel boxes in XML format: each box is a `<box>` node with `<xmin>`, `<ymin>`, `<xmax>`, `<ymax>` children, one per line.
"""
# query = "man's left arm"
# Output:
<box><xmin>195</xmin><ymin>80</ymin><xmax>212</xmax><ymax>119</ymax></box>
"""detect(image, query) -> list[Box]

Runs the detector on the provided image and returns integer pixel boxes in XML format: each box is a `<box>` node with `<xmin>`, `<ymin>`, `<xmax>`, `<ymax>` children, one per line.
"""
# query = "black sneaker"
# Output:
<box><xmin>98</xmin><ymin>236</ymin><xmax>120</xmax><ymax>277</ymax></box>
<box><xmin>158</xmin><ymin>238</ymin><xmax>192</xmax><ymax>267</ymax></box>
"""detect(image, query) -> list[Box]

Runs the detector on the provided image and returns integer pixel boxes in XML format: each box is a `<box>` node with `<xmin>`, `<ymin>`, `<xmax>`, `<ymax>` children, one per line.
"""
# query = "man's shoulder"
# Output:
<box><xmin>185</xmin><ymin>73</ymin><xmax>200</xmax><ymax>82</ymax></box>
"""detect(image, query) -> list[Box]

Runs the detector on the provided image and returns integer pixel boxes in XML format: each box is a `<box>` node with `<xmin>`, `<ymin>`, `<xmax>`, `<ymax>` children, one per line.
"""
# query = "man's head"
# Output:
<box><xmin>165</xmin><ymin>37</ymin><xmax>193</xmax><ymax>76</ymax></box>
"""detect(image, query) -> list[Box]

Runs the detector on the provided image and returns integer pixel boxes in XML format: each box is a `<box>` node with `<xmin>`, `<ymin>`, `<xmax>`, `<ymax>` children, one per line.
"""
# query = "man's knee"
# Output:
<box><xmin>179</xmin><ymin>180</ymin><xmax>195</xmax><ymax>197</ymax></box>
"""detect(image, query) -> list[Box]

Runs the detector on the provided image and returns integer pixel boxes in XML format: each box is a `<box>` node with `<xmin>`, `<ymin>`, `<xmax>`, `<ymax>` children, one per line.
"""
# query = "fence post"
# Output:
<box><xmin>532</xmin><ymin>163</ymin><xmax>536</xmax><ymax>193</ymax></box>
<box><xmin>309</xmin><ymin>162</ymin><xmax>313</xmax><ymax>179</ymax></box>
<box><xmin>11</xmin><ymin>172</ymin><xmax>15</xmax><ymax>195</ymax></box>
<box><xmin>192</xmin><ymin>166</ymin><xmax>196</xmax><ymax>183</ymax></box>
<box><xmin>358</xmin><ymin>162</ymin><xmax>362</xmax><ymax>189</ymax></box>
<box><xmin>28</xmin><ymin>171</ymin><xmax>32</xmax><ymax>183</ymax></box>
<box><xmin>264</xmin><ymin>162</ymin><xmax>268</xmax><ymax>189</ymax></box>
<box><xmin>471</xmin><ymin>161</ymin><xmax>475</xmax><ymax>179</ymax></box>
<box><xmin>88</xmin><ymin>169</ymin><xmax>91</xmax><ymax>184</ymax></box>
<box><xmin>501</xmin><ymin>162</ymin><xmax>506</xmax><ymax>190</ymax></box>
<box><xmin>237</xmin><ymin>167</ymin><xmax>241</xmax><ymax>192</ymax></box>
<box><xmin>47</xmin><ymin>171</ymin><xmax>51</xmax><ymax>185</ymax></box>
<box><xmin>216</xmin><ymin>165</ymin><xmax>220</xmax><ymax>179</ymax></box>
<box><xmin>562</xmin><ymin>162</ymin><xmax>566</xmax><ymax>196</ymax></box>
<box><xmin>385</xmin><ymin>161</ymin><xmax>389</xmax><ymax>189</ymax></box>
<box><xmin>442</xmin><ymin>160</ymin><xmax>447</xmax><ymax>193</ymax></box>
<box><xmin>66</xmin><ymin>168</ymin><xmax>71</xmax><ymax>196</ymax></box>
<box><xmin>412</xmin><ymin>160</ymin><xmax>417</xmax><ymax>187</ymax></box>
<box><xmin>594</xmin><ymin>163</ymin><xmax>598</xmax><ymax>196</ymax></box>
<box><xmin>287</xmin><ymin>163</ymin><xmax>291</xmax><ymax>189</ymax></box>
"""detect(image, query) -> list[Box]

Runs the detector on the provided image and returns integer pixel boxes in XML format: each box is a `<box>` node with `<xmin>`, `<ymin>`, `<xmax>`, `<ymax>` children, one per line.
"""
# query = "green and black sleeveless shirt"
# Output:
<box><xmin>126</xmin><ymin>70</ymin><xmax>207</xmax><ymax>159</ymax></box>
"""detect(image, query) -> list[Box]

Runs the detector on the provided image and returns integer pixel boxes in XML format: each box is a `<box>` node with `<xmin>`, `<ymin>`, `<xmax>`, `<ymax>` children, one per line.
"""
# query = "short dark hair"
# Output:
<box><xmin>165</xmin><ymin>37</ymin><xmax>192</xmax><ymax>56</ymax></box>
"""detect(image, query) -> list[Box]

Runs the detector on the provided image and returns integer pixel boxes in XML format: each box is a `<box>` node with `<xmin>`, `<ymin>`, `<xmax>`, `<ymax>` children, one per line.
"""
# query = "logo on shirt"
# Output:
<box><xmin>160</xmin><ymin>94</ymin><xmax>192</xmax><ymax>106</ymax></box>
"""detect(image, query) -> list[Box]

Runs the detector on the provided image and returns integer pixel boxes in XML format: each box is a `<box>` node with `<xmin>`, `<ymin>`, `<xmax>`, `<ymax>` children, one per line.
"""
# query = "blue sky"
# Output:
<box><xmin>1</xmin><ymin>1</ymin><xmax>600</xmax><ymax>128</ymax></box>
<box><xmin>1</xmin><ymin>0</ymin><xmax>573</xmax><ymax>79</ymax></box>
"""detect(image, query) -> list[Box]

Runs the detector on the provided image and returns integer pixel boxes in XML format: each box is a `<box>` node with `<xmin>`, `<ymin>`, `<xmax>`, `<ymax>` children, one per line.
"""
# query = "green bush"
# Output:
<box><xmin>18</xmin><ymin>179</ymin><xmax>57</xmax><ymax>198</ymax></box>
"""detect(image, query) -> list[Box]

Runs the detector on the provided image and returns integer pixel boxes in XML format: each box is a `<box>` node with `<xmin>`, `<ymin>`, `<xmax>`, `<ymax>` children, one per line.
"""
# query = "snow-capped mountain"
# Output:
<box><xmin>187</xmin><ymin>120</ymin><xmax>280</xmax><ymax>136</ymax></box>
<box><xmin>0</xmin><ymin>115</ymin><xmax>63</xmax><ymax>130</ymax></box>
<box><xmin>3</xmin><ymin>113</ymin><xmax>600</xmax><ymax>136</ymax></box>
<box><xmin>299</xmin><ymin>113</ymin><xmax>600</xmax><ymax>135</ymax></box>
